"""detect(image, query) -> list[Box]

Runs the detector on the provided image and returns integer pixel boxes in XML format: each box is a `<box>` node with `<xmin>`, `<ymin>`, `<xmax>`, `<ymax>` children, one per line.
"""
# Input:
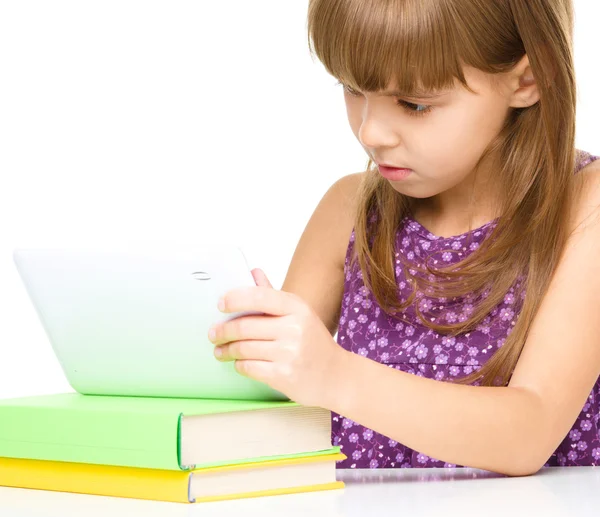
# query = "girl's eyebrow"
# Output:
<box><xmin>380</xmin><ymin>89</ymin><xmax>451</xmax><ymax>99</ymax></box>
<box><xmin>337</xmin><ymin>80</ymin><xmax>451</xmax><ymax>99</ymax></box>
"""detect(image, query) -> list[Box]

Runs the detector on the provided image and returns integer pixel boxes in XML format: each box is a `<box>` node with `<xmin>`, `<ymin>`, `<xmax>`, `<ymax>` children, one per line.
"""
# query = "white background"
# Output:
<box><xmin>1</xmin><ymin>1</ymin><xmax>598</xmax><ymax>399</ymax></box>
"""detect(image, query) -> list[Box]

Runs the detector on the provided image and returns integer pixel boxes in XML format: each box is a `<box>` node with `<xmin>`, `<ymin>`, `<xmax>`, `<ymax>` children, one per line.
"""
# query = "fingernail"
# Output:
<box><xmin>214</xmin><ymin>347</ymin><xmax>222</xmax><ymax>358</ymax></box>
<box><xmin>208</xmin><ymin>327</ymin><xmax>216</xmax><ymax>341</ymax></box>
<box><xmin>217</xmin><ymin>297</ymin><xmax>225</xmax><ymax>312</ymax></box>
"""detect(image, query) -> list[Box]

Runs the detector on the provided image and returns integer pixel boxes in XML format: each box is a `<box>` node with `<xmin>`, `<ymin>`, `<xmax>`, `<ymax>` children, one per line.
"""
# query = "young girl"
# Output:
<box><xmin>207</xmin><ymin>0</ymin><xmax>600</xmax><ymax>476</ymax></box>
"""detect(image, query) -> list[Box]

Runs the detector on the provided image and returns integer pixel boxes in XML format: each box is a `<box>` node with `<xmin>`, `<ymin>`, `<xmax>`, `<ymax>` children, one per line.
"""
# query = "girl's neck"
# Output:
<box><xmin>409</xmin><ymin>204</ymin><xmax>498</xmax><ymax>239</ymax></box>
<box><xmin>407</xmin><ymin>154</ymin><xmax>503</xmax><ymax>238</ymax></box>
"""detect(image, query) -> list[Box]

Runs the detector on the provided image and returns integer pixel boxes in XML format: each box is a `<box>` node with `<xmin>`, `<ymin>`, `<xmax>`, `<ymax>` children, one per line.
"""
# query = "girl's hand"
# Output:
<box><xmin>207</xmin><ymin>268</ymin><xmax>344</xmax><ymax>407</ymax></box>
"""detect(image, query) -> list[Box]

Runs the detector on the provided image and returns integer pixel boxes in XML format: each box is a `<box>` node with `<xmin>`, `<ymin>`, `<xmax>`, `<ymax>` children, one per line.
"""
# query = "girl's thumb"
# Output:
<box><xmin>251</xmin><ymin>268</ymin><xmax>273</xmax><ymax>288</ymax></box>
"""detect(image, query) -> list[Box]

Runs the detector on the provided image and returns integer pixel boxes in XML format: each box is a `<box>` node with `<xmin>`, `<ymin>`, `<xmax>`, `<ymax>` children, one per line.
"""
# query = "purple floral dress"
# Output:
<box><xmin>333</xmin><ymin>150</ymin><xmax>600</xmax><ymax>469</ymax></box>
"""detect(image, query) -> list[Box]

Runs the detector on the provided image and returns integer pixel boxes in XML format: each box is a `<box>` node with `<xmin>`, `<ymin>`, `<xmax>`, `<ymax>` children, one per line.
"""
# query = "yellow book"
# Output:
<box><xmin>0</xmin><ymin>452</ymin><xmax>345</xmax><ymax>503</ymax></box>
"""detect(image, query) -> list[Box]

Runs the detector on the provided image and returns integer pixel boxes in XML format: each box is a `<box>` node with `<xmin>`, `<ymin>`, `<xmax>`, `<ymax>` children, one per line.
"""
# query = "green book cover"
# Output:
<box><xmin>0</xmin><ymin>393</ymin><xmax>338</xmax><ymax>471</ymax></box>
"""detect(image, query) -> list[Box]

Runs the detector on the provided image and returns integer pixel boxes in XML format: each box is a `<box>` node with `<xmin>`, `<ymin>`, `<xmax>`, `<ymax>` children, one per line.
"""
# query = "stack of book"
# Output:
<box><xmin>0</xmin><ymin>392</ymin><xmax>344</xmax><ymax>503</ymax></box>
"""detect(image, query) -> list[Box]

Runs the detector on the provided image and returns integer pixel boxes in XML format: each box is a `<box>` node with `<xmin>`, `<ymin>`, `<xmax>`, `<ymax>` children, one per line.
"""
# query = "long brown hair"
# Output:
<box><xmin>307</xmin><ymin>0</ymin><xmax>582</xmax><ymax>386</ymax></box>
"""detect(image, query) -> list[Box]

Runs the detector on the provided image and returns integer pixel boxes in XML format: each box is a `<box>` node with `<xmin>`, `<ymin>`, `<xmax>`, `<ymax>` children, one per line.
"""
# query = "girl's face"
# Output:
<box><xmin>342</xmin><ymin>65</ymin><xmax>528</xmax><ymax>216</ymax></box>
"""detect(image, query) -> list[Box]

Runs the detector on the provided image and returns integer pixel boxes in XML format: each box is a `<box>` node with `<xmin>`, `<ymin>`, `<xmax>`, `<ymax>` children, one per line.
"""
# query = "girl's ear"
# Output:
<box><xmin>508</xmin><ymin>54</ymin><xmax>540</xmax><ymax>108</ymax></box>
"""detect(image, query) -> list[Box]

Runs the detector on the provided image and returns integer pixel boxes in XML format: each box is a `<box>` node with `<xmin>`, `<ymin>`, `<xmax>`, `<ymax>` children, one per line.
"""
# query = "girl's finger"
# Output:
<box><xmin>234</xmin><ymin>359</ymin><xmax>274</xmax><ymax>384</ymax></box>
<box><xmin>215</xmin><ymin>339</ymin><xmax>279</xmax><ymax>362</ymax></box>
<box><xmin>208</xmin><ymin>315</ymin><xmax>279</xmax><ymax>346</ymax></box>
<box><xmin>219</xmin><ymin>285</ymin><xmax>299</xmax><ymax>317</ymax></box>
<box><xmin>251</xmin><ymin>268</ymin><xmax>273</xmax><ymax>288</ymax></box>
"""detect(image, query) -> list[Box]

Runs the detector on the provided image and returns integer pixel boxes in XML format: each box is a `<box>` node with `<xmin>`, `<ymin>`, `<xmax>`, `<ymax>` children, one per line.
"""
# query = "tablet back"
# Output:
<box><xmin>12</xmin><ymin>246</ymin><xmax>287</xmax><ymax>401</ymax></box>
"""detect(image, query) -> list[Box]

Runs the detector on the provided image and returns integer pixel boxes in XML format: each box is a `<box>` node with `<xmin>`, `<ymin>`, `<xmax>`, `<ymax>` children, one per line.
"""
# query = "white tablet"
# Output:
<box><xmin>12</xmin><ymin>246</ymin><xmax>288</xmax><ymax>401</ymax></box>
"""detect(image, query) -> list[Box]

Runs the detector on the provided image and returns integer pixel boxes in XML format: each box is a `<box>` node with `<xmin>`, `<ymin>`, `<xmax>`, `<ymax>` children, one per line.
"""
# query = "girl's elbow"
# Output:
<box><xmin>494</xmin><ymin>424</ymin><xmax>554</xmax><ymax>476</ymax></box>
<box><xmin>498</xmin><ymin>462</ymin><xmax>543</xmax><ymax>477</ymax></box>
<box><xmin>490</xmin><ymin>445</ymin><xmax>548</xmax><ymax>477</ymax></box>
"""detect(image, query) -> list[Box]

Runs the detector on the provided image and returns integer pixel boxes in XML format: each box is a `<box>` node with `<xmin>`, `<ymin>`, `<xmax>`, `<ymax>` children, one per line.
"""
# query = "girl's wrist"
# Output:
<box><xmin>321</xmin><ymin>345</ymin><xmax>358</xmax><ymax>415</ymax></box>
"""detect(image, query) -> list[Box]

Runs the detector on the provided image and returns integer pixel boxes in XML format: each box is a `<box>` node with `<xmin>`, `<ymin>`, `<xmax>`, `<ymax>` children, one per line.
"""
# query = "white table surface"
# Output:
<box><xmin>1</xmin><ymin>466</ymin><xmax>599</xmax><ymax>517</ymax></box>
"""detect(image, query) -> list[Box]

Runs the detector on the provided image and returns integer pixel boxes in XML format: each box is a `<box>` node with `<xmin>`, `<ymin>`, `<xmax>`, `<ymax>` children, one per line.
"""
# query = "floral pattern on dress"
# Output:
<box><xmin>333</xmin><ymin>150</ymin><xmax>600</xmax><ymax>469</ymax></box>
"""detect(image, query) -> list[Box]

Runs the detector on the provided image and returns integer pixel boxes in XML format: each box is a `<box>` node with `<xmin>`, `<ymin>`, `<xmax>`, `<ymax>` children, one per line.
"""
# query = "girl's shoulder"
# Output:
<box><xmin>571</xmin><ymin>149</ymin><xmax>600</xmax><ymax>232</ymax></box>
<box><xmin>576</xmin><ymin>149</ymin><xmax>600</xmax><ymax>173</ymax></box>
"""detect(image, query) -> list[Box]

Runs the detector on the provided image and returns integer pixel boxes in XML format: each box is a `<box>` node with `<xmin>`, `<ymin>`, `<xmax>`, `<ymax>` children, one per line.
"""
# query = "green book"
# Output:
<box><xmin>0</xmin><ymin>393</ymin><xmax>338</xmax><ymax>471</ymax></box>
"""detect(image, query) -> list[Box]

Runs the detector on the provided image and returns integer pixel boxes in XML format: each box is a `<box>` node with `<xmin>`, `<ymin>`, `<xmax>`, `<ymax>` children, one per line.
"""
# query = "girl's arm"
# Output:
<box><xmin>210</xmin><ymin>166</ymin><xmax>600</xmax><ymax>477</ymax></box>
<box><xmin>326</xmin><ymin>169</ymin><xmax>600</xmax><ymax>476</ymax></box>
<box><xmin>328</xmin><ymin>351</ymin><xmax>559</xmax><ymax>476</ymax></box>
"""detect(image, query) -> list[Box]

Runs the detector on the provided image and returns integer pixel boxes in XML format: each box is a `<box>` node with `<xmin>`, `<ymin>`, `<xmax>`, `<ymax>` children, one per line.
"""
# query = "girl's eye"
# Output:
<box><xmin>336</xmin><ymin>81</ymin><xmax>433</xmax><ymax>118</ymax></box>
<box><xmin>395</xmin><ymin>99</ymin><xmax>434</xmax><ymax>118</ymax></box>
